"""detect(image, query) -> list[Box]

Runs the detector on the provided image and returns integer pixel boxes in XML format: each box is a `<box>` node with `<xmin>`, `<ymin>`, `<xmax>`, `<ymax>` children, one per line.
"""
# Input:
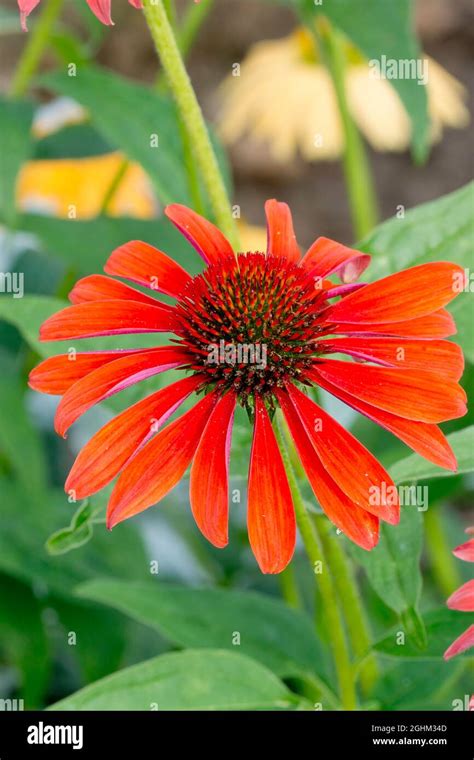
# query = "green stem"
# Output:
<box><xmin>10</xmin><ymin>0</ymin><xmax>64</xmax><ymax>98</ymax></box>
<box><xmin>99</xmin><ymin>157</ymin><xmax>130</xmax><ymax>216</ymax></box>
<box><xmin>278</xmin><ymin>564</ymin><xmax>302</xmax><ymax>611</ymax></box>
<box><xmin>275</xmin><ymin>412</ymin><xmax>357</xmax><ymax>710</ymax></box>
<box><xmin>177</xmin><ymin>115</ymin><xmax>206</xmax><ymax>215</ymax></box>
<box><xmin>311</xmin><ymin>20</ymin><xmax>378</xmax><ymax>239</ymax></box>
<box><xmin>143</xmin><ymin>0</ymin><xmax>239</xmax><ymax>249</ymax></box>
<box><xmin>317</xmin><ymin>517</ymin><xmax>379</xmax><ymax>697</ymax></box>
<box><xmin>425</xmin><ymin>506</ymin><xmax>462</xmax><ymax>597</ymax></box>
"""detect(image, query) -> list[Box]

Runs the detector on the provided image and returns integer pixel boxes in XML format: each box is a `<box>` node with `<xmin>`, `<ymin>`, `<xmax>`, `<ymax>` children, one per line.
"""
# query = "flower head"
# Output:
<box><xmin>219</xmin><ymin>30</ymin><xmax>469</xmax><ymax>163</ymax></box>
<box><xmin>444</xmin><ymin>528</ymin><xmax>474</xmax><ymax>660</ymax></box>
<box><xmin>30</xmin><ymin>201</ymin><xmax>466</xmax><ymax>573</ymax></box>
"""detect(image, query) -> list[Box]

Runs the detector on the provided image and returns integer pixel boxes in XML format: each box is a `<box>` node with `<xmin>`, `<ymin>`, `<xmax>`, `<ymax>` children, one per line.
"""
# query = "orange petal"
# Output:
<box><xmin>69</xmin><ymin>275</ymin><xmax>161</xmax><ymax>306</ymax></box>
<box><xmin>453</xmin><ymin>538</ymin><xmax>474</xmax><ymax>562</ymax></box>
<box><xmin>247</xmin><ymin>396</ymin><xmax>296</xmax><ymax>573</ymax></box>
<box><xmin>332</xmin><ymin>309</ymin><xmax>456</xmax><ymax>339</ymax></box>
<box><xmin>190</xmin><ymin>391</ymin><xmax>236</xmax><ymax>548</ymax></box>
<box><xmin>39</xmin><ymin>300</ymin><xmax>176</xmax><ymax>341</ymax></box>
<box><xmin>282</xmin><ymin>384</ymin><xmax>399</xmax><ymax>524</ymax></box>
<box><xmin>107</xmin><ymin>391</ymin><xmax>219</xmax><ymax>528</ymax></box>
<box><xmin>312</xmin><ymin>360</ymin><xmax>467</xmax><ymax>423</ymax></box>
<box><xmin>65</xmin><ymin>375</ymin><xmax>202</xmax><ymax>499</ymax></box>
<box><xmin>444</xmin><ymin>625</ymin><xmax>474</xmax><ymax>660</ymax></box>
<box><xmin>325</xmin><ymin>262</ymin><xmax>465</xmax><ymax>323</ymax></box>
<box><xmin>301</xmin><ymin>237</ymin><xmax>370</xmax><ymax>283</ymax></box>
<box><xmin>54</xmin><ymin>347</ymin><xmax>189</xmax><ymax>437</ymax></box>
<box><xmin>104</xmin><ymin>240</ymin><xmax>192</xmax><ymax>298</ymax></box>
<box><xmin>28</xmin><ymin>350</ymin><xmax>144</xmax><ymax>395</ymax></box>
<box><xmin>85</xmin><ymin>0</ymin><xmax>113</xmax><ymax>25</ymax></box>
<box><xmin>321</xmin><ymin>337</ymin><xmax>464</xmax><ymax>381</ymax></box>
<box><xmin>447</xmin><ymin>580</ymin><xmax>474</xmax><ymax>612</ymax></box>
<box><xmin>165</xmin><ymin>204</ymin><xmax>234</xmax><ymax>265</ymax></box>
<box><xmin>279</xmin><ymin>390</ymin><xmax>379</xmax><ymax>550</ymax></box>
<box><xmin>310</xmin><ymin>371</ymin><xmax>458</xmax><ymax>471</ymax></box>
<box><xmin>265</xmin><ymin>199</ymin><xmax>300</xmax><ymax>262</ymax></box>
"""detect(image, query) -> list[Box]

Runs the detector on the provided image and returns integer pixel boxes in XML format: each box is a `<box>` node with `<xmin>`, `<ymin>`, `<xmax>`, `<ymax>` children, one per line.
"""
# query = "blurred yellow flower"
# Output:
<box><xmin>17</xmin><ymin>153</ymin><xmax>158</xmax><ymax>220</ymax></box>
<box><xmin>218</xmin><ymin>29</ymin><xmax>469</xmax><ymax>163</ymax></box>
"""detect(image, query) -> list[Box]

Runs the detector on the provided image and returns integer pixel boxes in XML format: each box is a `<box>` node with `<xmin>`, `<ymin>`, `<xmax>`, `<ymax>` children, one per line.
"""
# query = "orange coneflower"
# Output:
<box><xmin>444</xmin><ymin>527</ymin><xmax>474</xmax><ymax>660</ymax></box>
<box><xmin>29</xmin><ymin>201</ymin><xmax>466</xmax><ymax>573</ymax></box>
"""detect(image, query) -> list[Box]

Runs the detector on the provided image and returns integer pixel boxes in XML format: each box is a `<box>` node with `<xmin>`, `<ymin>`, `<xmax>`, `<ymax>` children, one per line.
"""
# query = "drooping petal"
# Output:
<box><xmin>453</xmin><ymin>538</ymin><xmax>474</xmax><ymax>562</ymax></box>
<box><xmin>280</xmin><ymin>384</ymin><xmax>399</xmax><ymax>523</ymax></box>
<box><xmin>311</xmin><ymin>371</ymin><xmax>457</xmax><ymax>471</ymax></box>
<box><xmin>65</xmin><ymin>374</ymin><xmax>202</xmax><ymax>500</ymax></box>
<box><xmin>18</xmin><ymin>0</ymin><xmax>41</xmax><ymax>31</ymax></box>
<box><xmin>311</xmin><ymin>360</ymin><xmax>467</xmax><ymax>423</ymax></box>
<box><xmin>321</xmin><ymin>337</ymin><xmax>464</xmax><ymax>380</ymax></box>
<box><xmin>279</xmin><ymin>391</ymin><xmax>379</xmax><ymax>550</ymax></box>
<box><xmin>301</xmin><ymin>237</ymin><xmax>370</xmax><ymax>283</ymax></box>
<box><xmin>447</xmin><ymin>580</ymin><xmax>474</xmax><ymax>612</ymax></box>
<box><xmin>324</xmin><ymin>262</ymin><xmax>465</xmax><ymax>323</ymax></box>
<box><xmin>69</xmin><ymin>275</ymin><xmax>161</xmax><ymax>306</ymax></box>
<box><xmin>85</xmin><ymin>0</ymin><xmax>113</xmax><ymax>25</ymax></box>
<box><xmin>28</xmin><ymin>350</ymin><xmax>144</xmax><ymax>395</ymax></box>
<box><xmin>39</xmin><ymin>300</ymin><xmax>176</xmax><ymax>341</ymax></box>
<box><xmin>128</xmin><ymin>0</ymin><xmax>142</xmax><ymax>7</ymax></box>
<box><xmin>247</xmin><ymin>395</ymin><xmax>296</xmax><ymax>573</ymax></box>
<box><xmin>107</xmin><ymin>391</ymin><xmax>219</xmax><ymax>528</ymax></box>
<box><xmin>165</xmin><ymin>204</ymin><xmax>234</xmax><ymax>265</ymax></box>
<box><xmin>265</xmin><ymin>199</ymin><xmax>300</xmax><ymax>262</ymax></box>
<box><xmin>54</xmin><ymin>347</ymin><xmax>189</xmax><ymax>437</ymax></box>
<box><xmin>331</xmin><ymin>309</ymin><xmax>456</xmax><ymax>339</ymax></box>
<box><xmin>104</xmin><ymin>240</ymin><xmax>192</xmax><ymax>298</ymax></box>
<box><xmin>444</xmin><ymin>625</ymin><xmax>474</xmax><ymax>660</ymax></box>
<box><xmin>190</xmin><ymin>391</ymin><xmax>236</xmax><ymax>548</ymax></box>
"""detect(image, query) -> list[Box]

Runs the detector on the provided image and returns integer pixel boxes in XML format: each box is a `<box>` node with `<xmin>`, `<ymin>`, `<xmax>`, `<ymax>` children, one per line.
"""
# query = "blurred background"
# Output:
<box><xmin>0</xmin><ymin>0</ymin><xmax>472</xmax><ymax>711</ymax></box>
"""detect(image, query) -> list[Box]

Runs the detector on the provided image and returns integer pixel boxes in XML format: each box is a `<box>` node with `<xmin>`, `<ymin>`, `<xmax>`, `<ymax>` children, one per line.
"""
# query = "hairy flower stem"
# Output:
<box><xmin>144</xmin><ymin>0</ymin><xmax>240</xmax><ymax>249</ymax></box>
<box><xmin>275</xmin><ymin>411</ymin><xmax>358</xmax><ymax>710</ymax></box>
<box><xmin>317</xmin><ymin>517</ymin><xmax>379</xmax><ymax>697</ymax></box>
<box><xmin>11</xmin><ymin>0</ymin><xmax>64</xmax><ymax>98</ymax></box>
<box><xmin>309</xmin><ymin>18</ymin><xmax>379</xmax><ymax>239</ymax></box>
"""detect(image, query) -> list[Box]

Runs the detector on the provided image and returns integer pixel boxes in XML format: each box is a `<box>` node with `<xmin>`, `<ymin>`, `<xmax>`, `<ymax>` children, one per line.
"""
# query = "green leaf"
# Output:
<box><xmin>360</xmin><ymin>182</ymin><xmax>474</xmax><ymax>363</ymax></box>
<box><xmin>0</xmin><ymin>95</ymin><xmax>34</xmax><ymax>225</ymax></box>
<box><xmin>0</xmin><ymin>574</ymin><xmax>51</xmax><ymax>708</ymax></box>
<box><xmin>361</xmin><ymin>182</ymin><xmax>474</xmax><ymax>278</ymax></box>
<box><xmin>0</xmin><ymin>480</ymin><xmax>148</xmax><ymax>598</ymax></box>
<box><xmin>50</xmin><ymin>649</ymin><xmax>299</xmax><ymax>711</ymax></box>
<box><xmin>300</xmin><ymin>0</ymin><xmax>429</xmax><ymax>160</ymax></box>
<box><xmin>374</xmin><ymin>608</ymin><xmax>474</xmax><ymax>659</ymax></box>
<box><xmin>351</xmin><ymin>506</ymin><xmax>423</xmax><ymax>620</ymax></box>
<box><xmin>373</xmin><ymin>659</ymin><xmax>468</xmax><ymax>710</ymax></box>
<box><xmin>0</xmin><ymin>371</ymin><xmax>48</xmax><ymax>497</ymax></box>
<box><xmin>46</xmin><ymin>499</ymin><xmax>105</xmax><ymax>556</ymax></box>
<box><xmin>40</xmin><ymin>66</ymin><xmax>190</xmax><ymax>205</ymax></box>
<box><xmin>52</xmin><ymin>598</ymin><xmax>128</xmax><ymax>684</ymax></box>
<box><xmin>33</xmin><ymin>123</ymin><xmax>112</xmax><ymax>160</ymax></box>
<box><xmin>391</xmin><ymin>426</ymin><xmax>474</xmax><ymax>484</ymax></box>
<box><xmin>76</xmin><ymin>579</ymin><xmax>327</xmax><ymax>682</ymax></box>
